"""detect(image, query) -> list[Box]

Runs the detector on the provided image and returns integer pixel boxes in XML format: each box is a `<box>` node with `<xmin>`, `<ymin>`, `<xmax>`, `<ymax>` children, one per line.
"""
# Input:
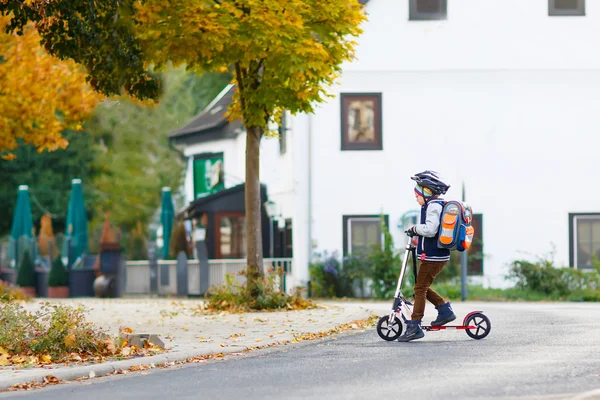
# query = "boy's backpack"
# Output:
<box><xmin>437</xmin><ymin>201</ymin><xmax>474</xmax><ymax>252</ymax></box>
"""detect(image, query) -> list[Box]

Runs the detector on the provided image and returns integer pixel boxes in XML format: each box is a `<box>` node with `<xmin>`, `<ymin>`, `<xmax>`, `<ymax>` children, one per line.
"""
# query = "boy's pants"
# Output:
<box><xmin>411</xmin><ymin>260</ymin><xmax>447</xmax><ymax>321</ymax></box>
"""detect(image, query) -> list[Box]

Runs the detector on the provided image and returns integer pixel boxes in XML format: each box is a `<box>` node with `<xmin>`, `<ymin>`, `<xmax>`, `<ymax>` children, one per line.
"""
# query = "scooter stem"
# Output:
<box><xmin>393</xmin><ymin>236</ymin><xmax>414</xmax><ymax>299</ymax></box>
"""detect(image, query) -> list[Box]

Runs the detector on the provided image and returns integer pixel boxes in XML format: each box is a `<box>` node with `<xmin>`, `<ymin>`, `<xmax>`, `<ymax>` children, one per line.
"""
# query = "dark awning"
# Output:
<box><xmin>181</xmin><ymin>183</ymin><xmax>269</xmax><ymax>219</ymax></box>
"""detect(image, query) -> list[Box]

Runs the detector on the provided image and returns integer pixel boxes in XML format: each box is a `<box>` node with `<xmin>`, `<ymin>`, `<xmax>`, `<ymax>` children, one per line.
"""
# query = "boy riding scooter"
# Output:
<box><xmin>397</xmin><ymin>170</ymin><xmax>456</xmax><ymax>342</ymax></box>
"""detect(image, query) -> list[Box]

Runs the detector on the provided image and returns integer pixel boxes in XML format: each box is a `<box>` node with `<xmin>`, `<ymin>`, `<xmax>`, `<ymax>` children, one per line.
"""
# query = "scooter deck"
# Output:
<box><xmin>423</xmin><ymin>325</ymin><xmax>476</xmax><ymax>331</ymax></box>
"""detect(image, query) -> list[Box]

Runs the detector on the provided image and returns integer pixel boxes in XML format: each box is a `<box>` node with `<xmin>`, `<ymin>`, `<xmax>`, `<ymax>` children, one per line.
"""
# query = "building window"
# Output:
<box><xmin>340</xmin><ymin>93</ymin><xmax>383</xmax><ymax>151</ymax></box>
<box><xmin>215</xmin><ymin>213</ymin><xmax>246</xmax><ymax>259</ymax></box>
<box><xmin>343</xmin><ymin>215</ymin><xmax>389</xmax><ymax>256</ymax></box>
<box><xmin>410</xmin><ymin>0</ymin><xmax>447</xmax><ymax>21</ymax></box>
<box><xmin>549</xmin><ymin>0</ymin><xmax>585</xmax><ymax>16</ymax></box>
<box><xmin>569</xmin><ymin>213</ymin><xmax>600</xmax><ymax>269</ymax></box>
<box><xmin>468</xmin><ymin>214</ymin><xmax>484</xmax><ymax>276</ymax></box>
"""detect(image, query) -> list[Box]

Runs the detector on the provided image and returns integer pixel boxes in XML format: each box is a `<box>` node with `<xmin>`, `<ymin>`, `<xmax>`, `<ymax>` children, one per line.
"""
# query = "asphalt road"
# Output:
<box><xmin>1</xmin><ymin>302</ymin><xmax>599</xmax><ymax>400</ymax></box>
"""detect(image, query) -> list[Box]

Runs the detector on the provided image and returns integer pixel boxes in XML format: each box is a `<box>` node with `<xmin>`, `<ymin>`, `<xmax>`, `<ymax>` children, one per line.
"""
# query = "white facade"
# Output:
<box><xmin>183</xmin><ymin>0</ymin><xmax>600</xmax><ymax>289</ymax></box>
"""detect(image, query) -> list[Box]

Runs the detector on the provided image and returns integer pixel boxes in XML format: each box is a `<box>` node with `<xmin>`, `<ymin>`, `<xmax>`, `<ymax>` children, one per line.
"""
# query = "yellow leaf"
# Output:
<box><xmin>11</xmin><ymin>356</ymin><xmax>25</xmax><ymax>364</ymax></box>
<box><xmin>0</xmin><ymin>354</ymin><xmax>9</xmax><ymax>366</ymax></box>
<box><xmin>65</xmin><ymin>333</ymin><xmax>76</xmax><ymax>348</ymax></box>
<box><xmin>41</xmin><ymin>354</ymin><xmax>52</xmax><ymax>363</ymax></box>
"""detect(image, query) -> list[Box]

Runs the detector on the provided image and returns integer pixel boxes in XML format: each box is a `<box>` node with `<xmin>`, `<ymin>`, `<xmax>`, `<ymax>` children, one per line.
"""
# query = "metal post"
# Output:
<box><xmin>461</xmin><ymin>182</ymin><xmax>468</xmax><ymax>301</ymax></box>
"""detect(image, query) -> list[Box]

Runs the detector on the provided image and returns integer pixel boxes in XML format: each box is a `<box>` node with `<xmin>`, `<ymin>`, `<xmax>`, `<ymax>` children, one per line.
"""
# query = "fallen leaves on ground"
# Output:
<box><xmin>0</xmin><ymin>338</ymin><xmax>164</xmax><ymax>369</ymax></box>
<box><xmin>8</xmin><ymin>376</ymin><xmax>65</xmax><ymax>391</ymax></box>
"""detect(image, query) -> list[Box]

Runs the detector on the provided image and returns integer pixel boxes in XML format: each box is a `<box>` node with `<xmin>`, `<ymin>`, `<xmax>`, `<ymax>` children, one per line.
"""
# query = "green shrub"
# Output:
<box><xmin>16</xmin><ymin>250</ymin><xmax>36</xmax><ymax>288</ymax></box>
<box><xmin>309</xmin><ymin>217</ymin><xmax>401</xmax><ymax>299</ymax></box>
<box><xmin>48</xmin><ymin>256</ymin><xmax>69</xmax><ymax>287</ymax></box>
<box><xmin>207</xmin><ymin>267</ymin><xmax>315</xmax><ymax>312</ymax></box>
<box><xmin>507</xmin><ymin>251</ymin><xmax>600</xmax><ymax>298</ymax></box>
<box><xmin>341</xmin><ymin>254</ymin><xmax>372</xmax><ymax>298</ymax></box>
<box><xmin>0</xmin><ymin>281</ymin><xmax>31</xmax><ymax>302</ymax></box>
<box><xmin>367</xmin><ymin>216</ymin><xmax>401</xmax><ymax>299</ymax></box>
<box><xmin>309</xmin><ymin>251</ymin><xmax>344</xmax><ymax>298</ymax></box>
<box><xmin>0</xmin><ymin>302</ymin><xmax>110</xmax><ymax>360</ymax></box>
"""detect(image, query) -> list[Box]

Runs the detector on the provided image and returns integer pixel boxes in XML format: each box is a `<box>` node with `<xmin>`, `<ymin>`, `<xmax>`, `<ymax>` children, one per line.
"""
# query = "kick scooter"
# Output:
<box><xmin>376</xmin><ymin>231</ymin><xmax>491</xmax><ymax>341</ymax></box>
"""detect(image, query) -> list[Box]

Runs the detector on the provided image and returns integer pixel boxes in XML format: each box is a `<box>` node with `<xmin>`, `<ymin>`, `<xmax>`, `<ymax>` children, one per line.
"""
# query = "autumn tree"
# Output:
<box><xmin>0</xmin><ymin>15</ymin><xmax>103</xmax><ymax>159</ymax></box>
<box><xmin>134</xmin><ymin>0</ymin><xmax>366</xmax><ymax>293</ymax></box>
<box><xmin>1</xmin><ymin>0</ymin><xmax>366</xmax><ymax>296</ymax></box>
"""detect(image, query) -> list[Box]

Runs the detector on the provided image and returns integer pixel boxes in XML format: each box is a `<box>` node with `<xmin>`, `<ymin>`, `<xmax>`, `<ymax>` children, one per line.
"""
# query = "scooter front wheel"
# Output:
<box><xmin>465</xmin><ymin>313</ymin><xmax>491</xmax><ymax>340</ymax></box>
<box><xmin>377</xmin><ymin>315</ymin><xmax>403</xmax><ymax>341</ymax></box>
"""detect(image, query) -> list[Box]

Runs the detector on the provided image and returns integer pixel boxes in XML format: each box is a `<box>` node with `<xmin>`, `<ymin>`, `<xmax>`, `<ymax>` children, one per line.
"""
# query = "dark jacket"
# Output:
<box><xmin>414</xmin><ymin>199</ymin><xmax>450</xmax><ymax>262</ymax></box>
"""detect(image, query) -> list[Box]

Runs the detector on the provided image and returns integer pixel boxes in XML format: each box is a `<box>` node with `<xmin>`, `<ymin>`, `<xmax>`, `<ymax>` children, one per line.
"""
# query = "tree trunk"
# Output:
<box><xmin>245</xmin><ymin>125</ymin><xmax>264</xmax><ymax>297</ymax></box>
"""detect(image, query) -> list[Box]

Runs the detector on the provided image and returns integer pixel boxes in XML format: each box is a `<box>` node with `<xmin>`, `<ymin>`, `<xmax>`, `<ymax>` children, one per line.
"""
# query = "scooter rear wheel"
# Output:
<box><xmin>377</xmin><ymin>315</ymin><xmax>403</xmax><ymax>341</ymax></box>
<box><xmin>465</xmin><ymin>313</ymin><xmax>491</xmax><ymax>340</ymax></box>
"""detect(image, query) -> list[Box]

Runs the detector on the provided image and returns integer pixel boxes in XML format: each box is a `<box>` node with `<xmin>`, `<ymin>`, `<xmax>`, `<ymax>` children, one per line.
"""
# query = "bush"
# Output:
<box><xmin>16</xmin><ymin>250</ymin><xmax>36</xmax><ymax>288</ymax></box>
<box><xmin>0</xmin><ymin>281</ymin><xmax>31</xmax><ymax>302</ymax></box>
<box><xmin>341</xmin><ymin>254</ymin><xmax>372</xmax><ymax>298</ymax></box>
<box><xmin>309</xmin><ymin>251</ymin><xmax>345</xmax><ymax>298</ymax></box>
<box><xmin>507</xmin><ymin>252</ymin><xmax>600</xmax><ymax>298</ymax></box>
<box><xmin>48</xmin><ymin>257</ymin><xmax>69</xmax><ymax>287</ymax></box>
<box><xmin>207</xmin><ymin>267</ymin><xmax>315</xmax><ymax>312</ymax></box>
<box><xmin>308</xmin><ymin>217</ymin><xmax>401</xmax><ymax>299</ymax></box>
<box><xmin>0</xmin><ymin>302</ymin><xmax>163</xmax><ymax>364</ymax></box>
<box><xmin>368</xmin><ymin>216</ymin><xmax>401</xmax><ymax>299</ymax></box>
<box><xmin>0</xmin><ymin>302</ymin><xmax>110</xmax><ymax>360</ymax></box>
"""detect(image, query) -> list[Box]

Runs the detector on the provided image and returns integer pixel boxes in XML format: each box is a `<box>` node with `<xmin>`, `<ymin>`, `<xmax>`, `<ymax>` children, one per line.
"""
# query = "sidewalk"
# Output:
<box><xmin>0</xmin><ymin>298</ymin><xmax>377</xmax><ymax>391</ymax></box>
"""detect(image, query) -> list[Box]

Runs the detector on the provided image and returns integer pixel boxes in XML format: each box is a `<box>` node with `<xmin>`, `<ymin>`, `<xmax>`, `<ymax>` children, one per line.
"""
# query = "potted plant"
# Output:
<box><xmin>16</xmin><ymin>250</ymin><xmax>37</xmax><ymax>297</ymax></box>
<box><xmin>48</xmin><ymin>256</ymin><xmax>69</xmax><ymax>298</ymax></box>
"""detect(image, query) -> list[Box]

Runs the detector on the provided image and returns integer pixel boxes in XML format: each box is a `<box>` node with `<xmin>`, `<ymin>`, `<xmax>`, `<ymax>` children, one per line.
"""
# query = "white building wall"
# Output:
<box><xmin>283</xmin><ymin>0</ymin><xmax>600</xmax><ymax>288</ymax></box>
<box><xmin>306</xmin><ymin>70</ymin><xmax>600</xmax><ymax>287</ymax></box>
<box><xmin>351</xmin><ymin>0</ymin><xmax>600</xmax><ymax>72</ymax></box>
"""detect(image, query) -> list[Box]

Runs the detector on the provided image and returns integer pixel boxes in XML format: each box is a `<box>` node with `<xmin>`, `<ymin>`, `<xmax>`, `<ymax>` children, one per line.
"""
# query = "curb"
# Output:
<box><xmin>0</xmin><ymin>347</ymin><xmax>247</xmax><ymax>392</ymax></box>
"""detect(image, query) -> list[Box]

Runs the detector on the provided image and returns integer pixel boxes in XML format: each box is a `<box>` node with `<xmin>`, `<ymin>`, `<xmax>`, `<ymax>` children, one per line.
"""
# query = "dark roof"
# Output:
<box><xmin>181</xmin><ymin>183</ymin><xmax>269</xmax><ymax>219</ymax></box>
<box><xmin>359</xmin><ymin>0</ymin><xmax>369</xmax><ymax>3</ymax></box>
<box><xmin>170</xmin><ymin>84</ymin><xmax>236</xmax><ymax>139</ymax></box>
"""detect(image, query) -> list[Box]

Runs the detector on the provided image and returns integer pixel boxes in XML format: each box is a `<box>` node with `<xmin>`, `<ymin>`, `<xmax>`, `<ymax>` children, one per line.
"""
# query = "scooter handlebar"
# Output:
<box><xmin>404</xmin><ymin>229</ymin><xmax>416</xmax><ymax>238</ymax></box>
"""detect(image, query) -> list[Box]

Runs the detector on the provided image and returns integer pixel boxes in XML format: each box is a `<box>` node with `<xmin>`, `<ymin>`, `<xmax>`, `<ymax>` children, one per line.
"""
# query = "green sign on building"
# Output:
<box><xmin>193</xmin><ymin>153</ymin><xmax>225</xmax><ymax>198</ymax></box>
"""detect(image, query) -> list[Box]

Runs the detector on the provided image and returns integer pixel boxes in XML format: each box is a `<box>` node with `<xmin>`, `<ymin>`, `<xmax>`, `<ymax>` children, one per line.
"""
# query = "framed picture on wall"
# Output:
<box><xmin>340</xmin><ymin>93</ymin><xmax>383</xmax><ymax>151</ymax></box>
